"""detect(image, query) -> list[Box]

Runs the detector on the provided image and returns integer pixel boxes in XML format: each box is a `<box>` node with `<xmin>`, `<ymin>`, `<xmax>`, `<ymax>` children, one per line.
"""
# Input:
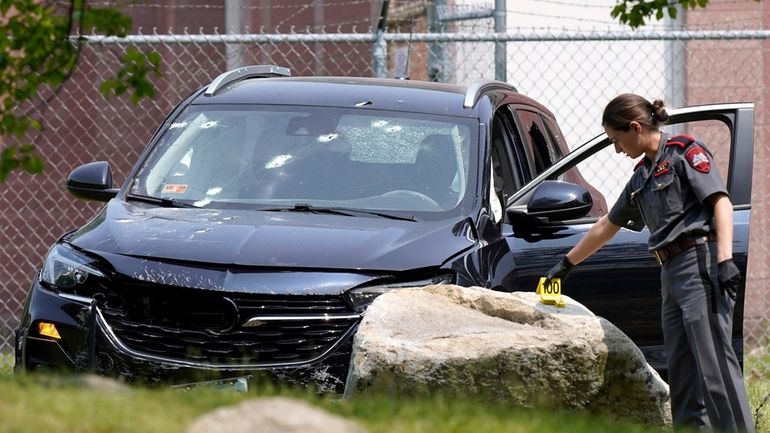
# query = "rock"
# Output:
<box><xmin>186</xmin><ymin>397</ymin><xmax>367</xmax><ymax>433</ymax></box>
<box><xmin>344</xmin><ymin>285</ymin><xmax>671</xmax><ymax>426</ymax></box>
<box><xmin>78</xmin><ymin>374</ymin><xmax>132</xmax><ymax>393</ymax></box>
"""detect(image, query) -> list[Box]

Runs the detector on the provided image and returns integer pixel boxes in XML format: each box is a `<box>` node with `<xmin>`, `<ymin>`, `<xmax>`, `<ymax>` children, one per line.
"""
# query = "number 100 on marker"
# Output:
<box><xmin>536</xmin><ymin>277</ymin><xmax>565</xmax><ymax>307</ymax></box>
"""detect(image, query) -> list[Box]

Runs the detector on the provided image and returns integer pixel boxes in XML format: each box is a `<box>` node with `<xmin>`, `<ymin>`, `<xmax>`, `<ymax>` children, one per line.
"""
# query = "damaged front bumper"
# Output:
<box><xmin>15</xmin><ymin>281</ymin><xmax>358</xmax><ymax>393</ymax></box>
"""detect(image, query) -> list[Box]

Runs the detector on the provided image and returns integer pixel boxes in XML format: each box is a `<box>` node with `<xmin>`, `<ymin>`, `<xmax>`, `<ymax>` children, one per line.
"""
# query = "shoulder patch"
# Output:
<box><xmin>666</xmin><ymin>134</ymin><xmax>696</xmax><ymax>148</ymax></box>
<box><xmin>685</xmin><ymin>146</ymin><xmax>711</xmax><ymax>173</ymax></box>
<box><xmin>633</xmin><ymin>159</ymin><xmax>645</xmax><ymax>172</ymax></box>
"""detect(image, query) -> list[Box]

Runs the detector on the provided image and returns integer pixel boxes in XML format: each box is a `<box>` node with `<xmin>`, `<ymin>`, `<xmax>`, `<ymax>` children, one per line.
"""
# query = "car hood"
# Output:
<box><xmin>67</xmin><ymin>200</ymin><xmax>476</xmax><ymax>272</ymax></box>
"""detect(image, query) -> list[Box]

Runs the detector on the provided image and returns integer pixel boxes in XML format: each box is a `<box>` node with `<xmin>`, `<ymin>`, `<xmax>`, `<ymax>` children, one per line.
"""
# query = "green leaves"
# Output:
<box><xmin>611</xmin><ymin>0</ymin><xmax>708</xmax><ymax>28</ymax></box>
<box><xmin>0</xmin><ymin>144</ymin><xmax>44</xmax><ymax>182</ymax></box>
<box><xmin>0</xmin><ymin>0</ymin><xmax>12</xmax><ymax>15</ymax></box>
<box><xmin>611</xmin><ymin>0</ymin><xmax>670</xmax><ymax>28</ymax></box>
<box><xmin>100</xmin><ymin>49</ymin><xmax>163</xmax><ymax>104</ymax></box>
<box><xmin>1</xmin><ymin>115</ymin><xmax>40</xmax><ymax>137</ymax></box>
<box><xmin>613</xmin><ymin>0</ymin><xmax>762</xmax><ymax>28</ymax></box>
<box><xmin>668</xmin><ymin>6</ymin><xmax>678</xmax><ymax>19</ymax></box>
<box><xmin>0</xmin><ymin>0</ymin><xmax>161</xmax><ymax>182</ymax></box>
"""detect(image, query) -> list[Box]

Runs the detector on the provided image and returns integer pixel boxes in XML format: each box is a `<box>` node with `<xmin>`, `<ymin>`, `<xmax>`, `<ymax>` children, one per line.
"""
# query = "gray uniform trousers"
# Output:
<box><xmin>661</xmin><ymin>238</ymin><xmax>755</xmax><ymax>433</ymax></box>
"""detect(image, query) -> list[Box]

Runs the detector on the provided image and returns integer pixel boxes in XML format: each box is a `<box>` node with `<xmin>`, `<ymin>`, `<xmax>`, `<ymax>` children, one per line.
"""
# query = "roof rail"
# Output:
<box><xmin>204</xmin><ymin>65</ymin><xmax>291</xmax><ymax>96</ymax></box>
<box><xmin>463</xmin><ymin>80</ymin><xmax>518</xmax><ymax>108</ymax></box>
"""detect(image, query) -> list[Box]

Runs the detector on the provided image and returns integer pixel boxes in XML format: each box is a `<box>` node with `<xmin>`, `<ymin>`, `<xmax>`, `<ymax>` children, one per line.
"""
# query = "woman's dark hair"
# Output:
<box><xmin>602</xmin><ymin>93</ymin><xmax>669</xmax><ymax>131</ymax></box>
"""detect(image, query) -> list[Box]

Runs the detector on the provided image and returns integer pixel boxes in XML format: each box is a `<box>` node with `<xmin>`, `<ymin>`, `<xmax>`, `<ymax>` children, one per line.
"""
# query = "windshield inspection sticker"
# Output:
<box><xmin>162</xmin><ymin>184</ymin><xmax>188</xmax><ymax>194</ymax></box>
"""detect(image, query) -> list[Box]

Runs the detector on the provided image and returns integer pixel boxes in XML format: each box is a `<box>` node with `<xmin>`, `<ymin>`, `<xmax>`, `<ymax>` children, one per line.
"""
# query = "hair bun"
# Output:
<box><xmin>651</xmin><ymin>99</ymin><xmax>669</xmax><ymax>122</ymax></box>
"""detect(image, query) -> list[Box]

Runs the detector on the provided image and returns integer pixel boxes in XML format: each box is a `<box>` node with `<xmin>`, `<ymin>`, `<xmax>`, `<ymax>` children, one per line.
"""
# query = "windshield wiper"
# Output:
<box><xmin>344</xmin><ymin>209</ymin><xmax>416</xmax><ymax>222</ymax></box>
<box><xmin>261</xmin><ymin>203</ymin><xmax>355</xmax><ymax>216</ymax></box>
<box><xmin>126</xmin><ymin>193</ymin><xmax>199</xmax><ymax>208</ymax></box>
<box><xmin>261</xmin><ymin>204</ymin><xmax>415</xmax><ymax>222</ymax></box>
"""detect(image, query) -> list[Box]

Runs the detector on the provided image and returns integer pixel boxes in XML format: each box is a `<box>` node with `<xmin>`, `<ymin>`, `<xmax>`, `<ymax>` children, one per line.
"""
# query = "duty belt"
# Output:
<box><xmin>653</xmin><ymin>233</ymin><xmax>717</xmax><ymax>265</ymax></box>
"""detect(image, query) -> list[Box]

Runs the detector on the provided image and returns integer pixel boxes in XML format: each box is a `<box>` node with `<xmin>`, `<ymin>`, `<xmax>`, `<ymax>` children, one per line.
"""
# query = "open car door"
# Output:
<box><xmin>497</xmin><ymin>103</ymin><xmax>754</xmax><ymax>376</ymax></box>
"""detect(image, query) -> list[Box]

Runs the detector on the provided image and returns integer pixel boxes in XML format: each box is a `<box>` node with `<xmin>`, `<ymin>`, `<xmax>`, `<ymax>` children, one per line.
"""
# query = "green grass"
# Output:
<box><xmin>0</xmin><ymin>373</ymin><xmax>667</xmax><ymax>433</ymax></box>
<box><xmin>0</xmin><ymin>375</ymin><xmax>243</xmax><ymax>433</ymax></box>
<box><xmin>747</xmin><ymin>345</ymin><xmax>770</xmax><ymax>433</ymax></box>
<box><xmin>0</xmin><ymin>353</ymin><xmax>11</xmax><ymax>376</ymax></box>
<box><xmin>749</xmin><ymin>379</ymin><xmax>770</xmax><ymax>433</ymax></box>
<box><xmin>0</xmin><ymin>349</ymin><xmax>768</xmax><ymax>433</ymax></box>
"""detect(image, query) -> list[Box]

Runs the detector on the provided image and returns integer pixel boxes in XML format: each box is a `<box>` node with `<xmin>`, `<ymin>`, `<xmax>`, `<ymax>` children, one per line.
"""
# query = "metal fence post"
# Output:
<box><xmin>428</xmin><ymin>0</ymin><xmax>447</xmax><ymax>82</ymax></box>
<box><xmin>373</xmin><ymin>0</ymin><xmax>388</xmax><ymax>78</ymax></box>
<box><xmin>225</xmin><ymin>0</ymin><xmax>245</xmax><ymax>69</ymax></box>
<box><xmin>664</xmin><ymin>6</ymin><xmax>686</xmax><ymax>112</ymax></box>
<box><xmin>494</xmin><ymin>0</ymin><xmax>506</xmax><ymax>82</ymax></box>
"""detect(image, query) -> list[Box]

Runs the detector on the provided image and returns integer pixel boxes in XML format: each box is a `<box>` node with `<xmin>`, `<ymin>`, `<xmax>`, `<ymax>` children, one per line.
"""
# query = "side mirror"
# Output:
<box><xmin>508</xmin><ymin>180</ymin><xmax>593</xmax><ymax>223</ymax></box>
<box><xmin>66</xmin><ymin>161</ymin><xmax>119</xmax><ymax>202</ymax></box>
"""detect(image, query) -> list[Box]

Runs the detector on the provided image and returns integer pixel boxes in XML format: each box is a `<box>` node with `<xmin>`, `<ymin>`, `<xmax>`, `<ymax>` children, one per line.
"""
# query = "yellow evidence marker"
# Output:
<box><xmin>535</xmin><ymin>277</ymin><xmax>566</xmax><ymax>308</ymax></box>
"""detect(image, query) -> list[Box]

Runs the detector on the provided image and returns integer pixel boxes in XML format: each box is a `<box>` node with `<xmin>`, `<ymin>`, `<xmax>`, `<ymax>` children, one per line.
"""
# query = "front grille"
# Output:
<box><xmin>99</xmin><ymin>286</ymin><xmax>359</xmax><ymax>366</ymax></box>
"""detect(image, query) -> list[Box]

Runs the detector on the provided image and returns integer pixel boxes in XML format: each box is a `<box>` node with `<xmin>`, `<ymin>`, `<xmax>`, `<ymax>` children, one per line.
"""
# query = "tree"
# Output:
<box><xmin>612</xmin><ymin>0</ymin><xmax>761</xmax><ymax>28</ymax></box>
<box><xmin>0</xmin><ymin>0</ymin><xmax>160</xmax><ymax>182</ymax></box>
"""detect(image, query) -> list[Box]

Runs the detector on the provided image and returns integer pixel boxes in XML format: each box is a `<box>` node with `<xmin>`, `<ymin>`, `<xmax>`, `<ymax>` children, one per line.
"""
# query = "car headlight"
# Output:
<box><xmin>347</xmin><ymin>273</ymin><xmax>454</xmax><ymax>313</ymax></box>
<box><xmin>40</xmin><ymin>244</ymin><xmax>106</xmax><ymax>294</ymax></box>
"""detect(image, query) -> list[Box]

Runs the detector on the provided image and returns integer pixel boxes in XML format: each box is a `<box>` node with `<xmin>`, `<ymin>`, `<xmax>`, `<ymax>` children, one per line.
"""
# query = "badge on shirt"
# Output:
<box><xmin>654</xmin><ymin>160</ymin><xmax>671</xmax><ymax>177</ymax></box>
<box><xmin>685</xmin><ymin>146</ymin><xmax>711</xmax><ymax>173</ymax></box>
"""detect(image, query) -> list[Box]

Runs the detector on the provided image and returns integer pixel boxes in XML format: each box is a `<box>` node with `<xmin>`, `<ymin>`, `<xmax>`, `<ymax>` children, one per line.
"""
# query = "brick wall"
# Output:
<box><xmin>687</xmin><ymin>0</ymin><xmax>770</xmax><ymax>347</ymax></box>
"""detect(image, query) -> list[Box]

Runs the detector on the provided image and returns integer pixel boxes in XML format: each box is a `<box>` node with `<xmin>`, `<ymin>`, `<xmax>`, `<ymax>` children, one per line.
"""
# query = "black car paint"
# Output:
<box><xmin>15</xmin><ymin>73</ymin><xmax>753</xmax><ymax>390</ymax></box>
<box><xmin>66</xmin><ymin>201</ymin><xmax>476</xmax><ymax>272</ymax></box>
<box><xmin>194</xmin><ymin>78</ymin><xmax>473</xmax><ymax>117</ymax></box>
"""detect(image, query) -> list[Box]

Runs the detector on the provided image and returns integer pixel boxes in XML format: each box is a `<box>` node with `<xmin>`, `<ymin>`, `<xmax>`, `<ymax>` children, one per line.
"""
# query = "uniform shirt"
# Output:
<box><xmin>608</xmin><ymin>132</ymin><xmax>728</xmax><ymax>252</ymax></box>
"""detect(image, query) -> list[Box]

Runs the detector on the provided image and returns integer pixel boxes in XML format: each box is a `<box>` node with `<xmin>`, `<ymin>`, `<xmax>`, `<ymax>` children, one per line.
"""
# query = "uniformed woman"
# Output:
<box><xmin>547</xmin><ymin>94</ymin><xmax>755</xmax><ymax>433</ymax></box>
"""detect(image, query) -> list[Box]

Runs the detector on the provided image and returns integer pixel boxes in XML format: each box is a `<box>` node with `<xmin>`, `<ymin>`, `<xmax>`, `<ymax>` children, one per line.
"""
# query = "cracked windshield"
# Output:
<box><xmin>131</xmin><ymin>105</ymin><xmax>475</xmax><ymax>214</ymax></box>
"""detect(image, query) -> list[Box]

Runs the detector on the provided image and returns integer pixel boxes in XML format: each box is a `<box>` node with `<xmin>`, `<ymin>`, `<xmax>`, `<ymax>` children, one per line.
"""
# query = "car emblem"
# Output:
<box><xmin>206</xmin><ymin>297</ymin><xmax>240</xmax><ymax>335</ymax></box>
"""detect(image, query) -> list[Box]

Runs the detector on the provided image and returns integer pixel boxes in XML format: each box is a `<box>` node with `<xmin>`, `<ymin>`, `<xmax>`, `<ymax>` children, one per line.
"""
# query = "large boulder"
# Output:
<box><xmin>187</xmin><ymin>397</ymin><xmax>367</xmax><ymax>433</ymax></box>
<box><xmin>344</xmin><ymin>285</ymin><xmax>671</xmax><ymax>426</ymax></box>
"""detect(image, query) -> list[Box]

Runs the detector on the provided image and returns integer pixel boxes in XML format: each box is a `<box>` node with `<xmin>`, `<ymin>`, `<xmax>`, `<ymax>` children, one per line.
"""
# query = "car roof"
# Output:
<box><xmin>191</xmin><ymin>76</ymin><xmax>502</xmax><ymax>118</ymax></box>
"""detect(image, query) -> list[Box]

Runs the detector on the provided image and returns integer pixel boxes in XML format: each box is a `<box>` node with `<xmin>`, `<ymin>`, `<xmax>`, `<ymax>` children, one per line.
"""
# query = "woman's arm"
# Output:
<box><xmin>709</xmin><ymin>193</ymin><xmax>733</xmax><ymax>263</ymax></box>
<box><xmin>565</xmin><ymin>215</ymin><xmax>621</xmax><ymax>265</ymax></box>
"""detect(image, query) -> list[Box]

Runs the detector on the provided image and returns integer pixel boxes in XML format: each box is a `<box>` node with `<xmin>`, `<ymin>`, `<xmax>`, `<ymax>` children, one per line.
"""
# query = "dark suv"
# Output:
<box><xmin>15</xmin><ymin>65</ymin><xmax>754</xmax><ymax>392</ymax></box>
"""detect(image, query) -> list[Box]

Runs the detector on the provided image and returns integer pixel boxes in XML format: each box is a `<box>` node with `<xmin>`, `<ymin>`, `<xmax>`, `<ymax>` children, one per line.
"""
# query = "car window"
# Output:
<box><xmin>490</xmin><ymin>109</ymin><xmax>526</xmax><ymax>196</ymax></box>
<box><xmin>514</xmin><ymin>109</ymin><xmax>556</xmax><ymax>175</ymax></box>
<box><xmin>489</xmin><ymin>112</ymin><xmax>518</xmax><ymax>223</ymax></box>
<box><xmin>538</xmin><ymin>115</ymin><xmax>566</xmax><ymax>160</ymax></box>
<box><xmin>570</xmin><ymin>119</ymin><xmax>732</xmax><ymax>215</ymax></box>
<box><xmin>130</xmin><ymin>105</ymin><xmax>477</xmax><ymax>216</ymax></box>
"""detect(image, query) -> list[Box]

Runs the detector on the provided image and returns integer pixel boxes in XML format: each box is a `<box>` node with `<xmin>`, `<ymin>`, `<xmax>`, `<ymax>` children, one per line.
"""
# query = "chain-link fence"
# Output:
<box><xmin>2</xmin><ymin>26</ymin><xmax>768</xmax><ymax>378</ymax></box>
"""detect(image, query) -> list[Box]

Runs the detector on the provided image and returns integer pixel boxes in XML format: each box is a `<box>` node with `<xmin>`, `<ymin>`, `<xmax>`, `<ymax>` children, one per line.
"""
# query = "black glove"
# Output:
<box><xmin>718</xmin><ymin>258</ymin><xmax>741</xmax><ymax>301</ymax></box>
<box><xmin>546</xmin><ymin>255</ymin><xmax>574</xmax><ymax>280</ymax></box>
